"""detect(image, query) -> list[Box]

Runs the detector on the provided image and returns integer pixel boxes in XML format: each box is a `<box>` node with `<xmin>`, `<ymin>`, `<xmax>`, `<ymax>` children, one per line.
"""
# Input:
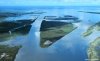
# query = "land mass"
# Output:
<box><xmin>83</xmin><ymin>22</ymin><xmax>100</xmax><ymax>61</ymax></box>
<box><xmin>83</xmin><ymin>22</ymin><xmax>100</xmax><ymax>37</ymax></box>
<box><xmin>40</xmin><ymin>20</ymin><xmax>78</xmax><ymax>48</ymax></box>
<box><xmin>88</xmin><ymin>37</ymin><xmax>100</xmax><ymax>61</ymax></box>
<box><xmin>0</xmin><ymin>45</ymin><xmax>21</xmax><ymax>61</ymax></box>
<box><xmin>79</xmin><ymin>11</ymin><xmax>100</xmax><ymax>14</ymax></box>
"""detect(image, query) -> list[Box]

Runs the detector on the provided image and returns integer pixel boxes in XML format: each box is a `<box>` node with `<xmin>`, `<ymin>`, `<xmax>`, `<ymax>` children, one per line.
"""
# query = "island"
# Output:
<box><xmin>0</xmin><ymin>18</ymin><xmax>38</xmax><ymax>42</ymax></box>
<box><xmin>78</xmin><ymin>11</ymin><xmax>100</xmax><ymax>14</ymax></box>
<box><xmin>88</xmin><ymin>37</ymin><xmax>100</xmax><ymax>61</ymax></box>
<box><xmin>0</xmin><ymin>11</ymin><xmax>45</xmax><ymax>18</ymax></box>
<box><xmin>40</xmin><ymin>20</ymin><xmax>78</xmax><ymax>48</ymax></box>
<box><xmin>83</xmin><ymin>22</ymin><xmax>100</xmax><ymax>61</ymax></box>
<box><xmin>0</xmin><ymin>45</ymin><xmax>21</xmax><ymax>61</ymax></box>
<box><xmin>0</xmin><ymin>17</ymin><xmax>37</xmax><ymax>33</ymax></box>
<box><xmin>44</xmin><ymin>15</ymin><xmax>81</xmax><ymax>23</ymax></box>
<box><xmin>83</xmin><ymin>22</ymin><xmax>100</xmax><ymax>37</ymax></box>
<box><xmin>0</xmin><ymin>24</ymin><xmax>32</xmax><ymax>42</ymax></box>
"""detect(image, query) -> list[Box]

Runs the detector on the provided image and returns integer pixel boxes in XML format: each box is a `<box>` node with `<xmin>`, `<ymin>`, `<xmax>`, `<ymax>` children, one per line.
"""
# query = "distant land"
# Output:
<box><xmin>0</xmin><ymin>6</ymin><xmax>100</xmax><ymax>10</ymax></box>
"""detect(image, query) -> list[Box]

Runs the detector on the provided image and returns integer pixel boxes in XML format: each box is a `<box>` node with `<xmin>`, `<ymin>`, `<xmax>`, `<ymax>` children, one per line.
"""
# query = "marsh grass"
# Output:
<box><xmin>0</xmin><ymin>45</ymin><xmax>21</xmax><ymax>61</ymax></box>
<box><xmin>40</xmin><ymin>23</ymin><xmax>77</xmax><ymax>48</ymax></box>
<box><xmin>88</xmin><ymin>37</ymin><xmax>100</xmax><ymax>61</ymax></box>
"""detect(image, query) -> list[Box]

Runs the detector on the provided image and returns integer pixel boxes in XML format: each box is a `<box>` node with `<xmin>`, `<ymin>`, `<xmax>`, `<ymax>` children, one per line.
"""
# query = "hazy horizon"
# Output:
<box><xmin>0</xmin><ymin>0</ymin><xmax>100</xmax><ymax>6</ymax></box>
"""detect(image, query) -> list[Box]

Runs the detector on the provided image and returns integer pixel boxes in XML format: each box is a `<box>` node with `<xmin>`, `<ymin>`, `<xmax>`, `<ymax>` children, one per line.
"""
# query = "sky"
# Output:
<box><xmin>0</xmin><ymin>0</ymin><xmax>99</xmax><ymax>6</ymax></box>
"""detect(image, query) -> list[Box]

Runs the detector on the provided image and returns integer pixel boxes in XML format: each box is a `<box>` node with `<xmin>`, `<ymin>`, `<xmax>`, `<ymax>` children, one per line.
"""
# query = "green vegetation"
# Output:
<box><xmin>83</xmin><ymin>26</ymin><xmax>94</xmax><ymax>37</ymax></box>
<box><xmin>0</xmin><ymin>25</ymin><xmax>32</xmax><ymax>42</ymax></box>
<box><xmin>83</xmin><ymin>22</ymin><xmax>100</xmax><ymax>61</ymax></box>
<box><xmin>40</xmin><ymin>20</ymin><xmax>77</xmax><ymax>48</ymax></box>
<box><xmin>0</xmin><ymin>45</ymin><xmax>21</xmax><ymax>61</ymax></box>
<box><xmin>88</xmin><ymin>37</ymin><xmax>100</xmax><ymax>61</ymax></box>
<box><xmin>83</xmin><ymin>22</ymin><xmax>100</xmax><ymax>37</ymax></box>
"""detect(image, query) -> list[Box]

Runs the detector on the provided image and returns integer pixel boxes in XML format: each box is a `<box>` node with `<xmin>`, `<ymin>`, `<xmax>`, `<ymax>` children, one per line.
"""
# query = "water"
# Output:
<box><xmin>0</xmin><ymin>6</ymin><xmax>100</xmax><ymax>61</ymax></box>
